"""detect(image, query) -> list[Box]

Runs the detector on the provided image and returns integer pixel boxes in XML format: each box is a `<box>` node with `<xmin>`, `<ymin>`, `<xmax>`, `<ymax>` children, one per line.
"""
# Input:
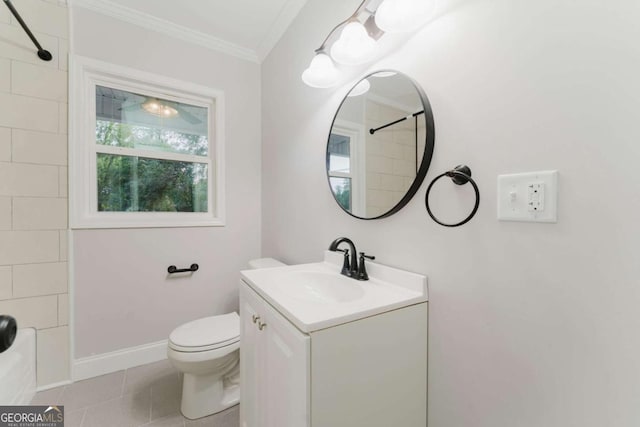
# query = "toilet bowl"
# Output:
<box><xmin>167</xmin><ymin>257</ymin><xmax>284</xmax><ymax>419</ymax></box>
<box><xmin>167</xmin><ymin>313</ymin><xmax>240</xmax><ymax>419</ymax></box>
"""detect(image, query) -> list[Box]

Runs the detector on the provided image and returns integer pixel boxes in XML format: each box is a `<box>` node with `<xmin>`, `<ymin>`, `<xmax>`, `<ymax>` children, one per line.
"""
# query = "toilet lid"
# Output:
<box><xmin>169</xmin><ymin>312</ymin><xmax>239</xmax><ymax>350</ymax></box>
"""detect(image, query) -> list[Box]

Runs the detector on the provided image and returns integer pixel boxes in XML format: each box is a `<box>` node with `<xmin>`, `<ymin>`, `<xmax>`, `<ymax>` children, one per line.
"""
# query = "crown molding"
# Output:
<box><xmin>256</xmin><ymin>0</ymin><xmax>306</xmax><ymax>61</ymax></box>
<box><xmin>69</xmin><ymin>0</ymin><xmax>260</xmax><ymax>63</ymax></box>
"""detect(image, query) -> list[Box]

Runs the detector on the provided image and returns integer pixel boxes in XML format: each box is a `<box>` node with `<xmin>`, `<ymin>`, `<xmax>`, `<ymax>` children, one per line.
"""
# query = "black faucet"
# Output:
<box><xmin>328</xmin><ymin>237</ymin><xmax>375</xmax><ymax>281</ymax></box>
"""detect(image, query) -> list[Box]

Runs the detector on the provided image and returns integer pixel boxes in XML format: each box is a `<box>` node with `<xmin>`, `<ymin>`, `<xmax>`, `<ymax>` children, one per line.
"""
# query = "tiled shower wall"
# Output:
<box><xmin>364</xmin><ymin>100</ymin><xmax>426</xmax><ymax>217</ymax></box>
<box><xmin>0</xmin><ymin>0</ymin><xmax>69</xmax><ymax>388</ymax></box>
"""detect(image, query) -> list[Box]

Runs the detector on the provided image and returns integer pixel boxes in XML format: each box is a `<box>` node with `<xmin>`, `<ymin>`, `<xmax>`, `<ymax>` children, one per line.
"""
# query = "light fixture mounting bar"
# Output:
<box><xmin>314</xmin><ymin>0</ymin><xmax>371</xmax><ymax>52</ymax></box>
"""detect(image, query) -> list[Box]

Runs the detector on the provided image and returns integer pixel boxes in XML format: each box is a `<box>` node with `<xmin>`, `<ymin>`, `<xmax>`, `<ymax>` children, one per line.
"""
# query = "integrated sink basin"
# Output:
<box><xmin>240</xmin><ymin>251</ymin><xmax>427</xmax><ymax>332</ymax></box>
<box><xmin>274</xmin><ymin>270</ymin><xmax>365</xmax><ymax>303</ymax></box>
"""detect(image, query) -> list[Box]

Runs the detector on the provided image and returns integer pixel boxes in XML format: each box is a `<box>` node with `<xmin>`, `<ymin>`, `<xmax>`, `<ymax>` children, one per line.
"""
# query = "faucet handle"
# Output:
<box><xmin>360</xmin><ymin>252</ymin><xmax>375</xmax><ymax>261</ymax></box>
<box><xmin>338</xmin><ymin>249</ymin><xmax>351</xmax><ymax>276</ymax></box>
<box><xmin>357</xmin><ymin>252</ymin><xmax>375</xmax><ymax>280</ymax></box>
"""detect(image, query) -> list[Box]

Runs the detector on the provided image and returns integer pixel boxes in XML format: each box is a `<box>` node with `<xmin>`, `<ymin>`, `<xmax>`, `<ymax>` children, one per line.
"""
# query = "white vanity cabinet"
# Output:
<box><xmin>239</xmin><ymin>281</ymin><xmax>310</xmax><ymax>427</ymax></box>
<box><xmin>239</xmin><ymin>278</ymin><xmax>428</xmax><ymax>427</ymax></box>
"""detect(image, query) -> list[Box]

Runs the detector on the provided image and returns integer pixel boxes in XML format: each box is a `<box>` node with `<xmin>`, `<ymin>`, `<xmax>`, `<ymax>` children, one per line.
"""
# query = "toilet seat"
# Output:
<box><xmin>169</xmin><ymin>337</ymin><xmax>239</xmax><ymax>353</ymax></box>
<box><xmin>169</xmin><ymin>312</ymin><xmax>239</xmax><ymax>353</ymax></box>
<box><xmin>168</xmin><ymin>339</ymin><xmax>239</xmax><ymax>364</ymax></box>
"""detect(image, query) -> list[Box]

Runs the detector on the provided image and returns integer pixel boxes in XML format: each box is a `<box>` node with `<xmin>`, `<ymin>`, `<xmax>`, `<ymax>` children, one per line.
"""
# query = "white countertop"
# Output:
<box><xmin>240</xmin><ymin>251</ymin><xmax>428</xmax><ymax>333</ymax></box>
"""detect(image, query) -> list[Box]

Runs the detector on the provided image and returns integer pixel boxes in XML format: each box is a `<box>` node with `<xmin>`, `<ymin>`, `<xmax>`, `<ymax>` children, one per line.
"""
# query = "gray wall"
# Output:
<box><xmin>71</xmin><ymin>8</ymin><xmax>262</xmax><ymax>358</ymax></box>
<box><xmin>261</xmin><ymin>0</ymin><xmax>640</xmax><ymax>425</ymax></box>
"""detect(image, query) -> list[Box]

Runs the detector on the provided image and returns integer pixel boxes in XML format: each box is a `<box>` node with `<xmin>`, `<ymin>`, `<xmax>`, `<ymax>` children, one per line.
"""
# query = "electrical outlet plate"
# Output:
<box><xmin>497</xmin><ymin>170</ymin><xmax>558</xmax><ymax>222</ymax></box>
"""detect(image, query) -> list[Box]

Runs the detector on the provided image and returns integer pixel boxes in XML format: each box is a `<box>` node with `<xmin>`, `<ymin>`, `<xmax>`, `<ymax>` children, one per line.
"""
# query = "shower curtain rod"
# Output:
<box><xmin>369</xmin><ymin>110</ymin><xmax>425</xmax><ymax>135</ymax></box>
<box><xmin>3</xmin><ymin>0</ymin><xmax>52</xmax><ymax>61</ymax></box>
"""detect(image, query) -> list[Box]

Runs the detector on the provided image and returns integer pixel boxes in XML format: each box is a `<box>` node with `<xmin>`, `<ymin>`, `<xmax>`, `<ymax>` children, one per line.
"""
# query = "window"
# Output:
<box><xmin>327</xmin><ymin>133</ymin><xmax>353</xmax><ymax>211</ymax></box>
<box><xmin>327</xmin><ymin>121</ymin><xmax>365</xmax><ymax>216</ymax></box>
<box><xmin>70</xmin><ymin>56</ymin><xmax>225</xmax><ymax>228</ymax></box>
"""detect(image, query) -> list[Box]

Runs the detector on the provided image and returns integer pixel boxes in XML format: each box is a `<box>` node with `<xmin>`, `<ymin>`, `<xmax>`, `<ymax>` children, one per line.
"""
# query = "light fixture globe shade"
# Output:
<box><xmin>375</xmin><ymin>0</ymin><xmax>436</xmax><ymax>34</ymax></box>
<box><xmin>302</xmin><ymin>52</ymin><xmax>340</xmax><ymax>88</ymax></box>
<box><xmin>347</xmin><ymin>79</ymin><xmax>371</xmax><ymax>97</ymax></box>
<box><xmin>330</xmin><ymin>21</ymin><xmax>376</xmax><ymax>66</ymax></box>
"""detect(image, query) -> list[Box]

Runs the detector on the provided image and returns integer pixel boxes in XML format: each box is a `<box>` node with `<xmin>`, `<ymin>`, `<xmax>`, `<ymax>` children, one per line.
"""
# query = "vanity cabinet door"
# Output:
<box><xmin>240</xmin><ymin>281</ymin><xmax>310</xmax><ymax>427</ymax></box>
<box><xmin>262</xmin><ymin>296</ymin><xmax>310</xmax><ymax>426</ymax></box>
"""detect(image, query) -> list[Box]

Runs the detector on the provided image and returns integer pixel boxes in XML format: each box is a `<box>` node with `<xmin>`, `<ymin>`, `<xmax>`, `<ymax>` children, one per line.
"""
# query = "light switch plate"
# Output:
<box><xmin>497</xmin><ymin>170</ymin><xmax>558</xmax><ymax>222</ymax></box>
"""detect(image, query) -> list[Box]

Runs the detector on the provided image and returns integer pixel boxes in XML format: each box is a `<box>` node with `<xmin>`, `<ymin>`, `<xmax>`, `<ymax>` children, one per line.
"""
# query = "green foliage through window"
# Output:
<box><xmin>96</xmin><ymin>121</ymin><xmax>208</xmax><ymax>213</ymax></box>
<box><xmin>329</xmin><ymin>177</ymin><xmax>351</xmax><ymax>211</ymax></box>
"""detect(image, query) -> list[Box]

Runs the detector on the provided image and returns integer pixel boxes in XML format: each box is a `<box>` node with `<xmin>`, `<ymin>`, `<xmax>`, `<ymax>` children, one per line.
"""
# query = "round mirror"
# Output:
<box><xmin>326</xmin><ymin>70</ymin><xmax>435</xmax><ymax>219</ymax></box>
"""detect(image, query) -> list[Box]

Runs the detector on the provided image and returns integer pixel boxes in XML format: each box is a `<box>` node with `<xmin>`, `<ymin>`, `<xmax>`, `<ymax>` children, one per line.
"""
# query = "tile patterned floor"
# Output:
<box><xmin>30</xmin><ymin>359</ymin><xmax>239</xmax><ymax>427</ymax></box>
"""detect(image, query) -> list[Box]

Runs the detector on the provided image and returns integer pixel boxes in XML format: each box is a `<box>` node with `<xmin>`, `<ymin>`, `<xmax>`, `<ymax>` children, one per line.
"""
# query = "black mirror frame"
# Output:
<box><xmin>326</xmin><ymin>70</ymin><xmax>435</xmax><ymax>220</ymax></box>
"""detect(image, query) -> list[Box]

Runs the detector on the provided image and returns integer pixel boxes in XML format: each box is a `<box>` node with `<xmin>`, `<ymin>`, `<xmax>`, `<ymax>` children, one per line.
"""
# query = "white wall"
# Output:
<box><xmin>71</xmin><ymin>7</ymin><xmax>261</xmax><ymax>359</ymax></box>
<box><xmin>262</xmin><ymin>0</ymin><xmax>640</xmax><ymax>425</ymax></box>
<box><xmin>0</xmin><ymin>0</ymin><xmax>70</xmax><ymax>388</ymax></box>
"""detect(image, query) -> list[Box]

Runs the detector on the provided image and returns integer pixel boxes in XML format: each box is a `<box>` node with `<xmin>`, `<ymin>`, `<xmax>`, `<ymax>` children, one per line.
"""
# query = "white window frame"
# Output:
<box><xmin>329</xmin><ymin>119</ymin><xmax>366</xmax><ymax>216</ymax></box>
<box><xmin>69</xmin><ymin>55</ymin><xmax>225</xmax><ymax>229</ymax></box>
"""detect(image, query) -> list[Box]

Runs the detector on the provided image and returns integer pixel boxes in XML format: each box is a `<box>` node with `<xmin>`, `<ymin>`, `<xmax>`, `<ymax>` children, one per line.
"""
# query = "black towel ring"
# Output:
<box><xmin>425</xmin><ymin>165</ymin><xmax>480</xmax><ymax>227</ymax></box>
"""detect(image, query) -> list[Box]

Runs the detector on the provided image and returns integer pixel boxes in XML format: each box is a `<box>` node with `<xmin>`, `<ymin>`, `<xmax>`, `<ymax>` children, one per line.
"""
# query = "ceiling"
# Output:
<box><xmin>77</xmin><ymin>0</ymin><xmax>308</xmax><ymax>62</ymax></box>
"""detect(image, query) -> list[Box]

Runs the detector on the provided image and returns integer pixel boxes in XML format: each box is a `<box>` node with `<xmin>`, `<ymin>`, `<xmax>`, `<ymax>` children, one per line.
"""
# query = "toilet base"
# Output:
<box><xmin>180</xmin><ymin>371</ymin><xmax>240</xmax><ymax>420</ymax></box>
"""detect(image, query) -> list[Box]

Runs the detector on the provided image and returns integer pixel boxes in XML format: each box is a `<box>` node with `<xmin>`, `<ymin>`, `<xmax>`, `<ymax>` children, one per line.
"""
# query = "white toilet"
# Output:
<box><xmin>167</xmin><ymin>257</ymin><xmax>285</xmax><ymax>420</ymax></box>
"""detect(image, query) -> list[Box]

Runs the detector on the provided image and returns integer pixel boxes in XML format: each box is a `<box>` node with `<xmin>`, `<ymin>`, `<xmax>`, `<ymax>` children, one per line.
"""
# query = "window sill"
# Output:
<box><xmin>70</xmin><ymin>213</ymin><xmax>225</xmax><ymax>229</ymax></box>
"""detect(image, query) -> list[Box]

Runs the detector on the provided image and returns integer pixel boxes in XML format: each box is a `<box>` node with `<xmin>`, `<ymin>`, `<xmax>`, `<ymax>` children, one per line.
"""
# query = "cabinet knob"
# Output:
<box><xmin>252</xmin><ymin>315</ymin><xmax>260</xmax><ymax>324</ymax></box>
<box><xmin>258</xmin><ymin>321</ymin><xmax>267</xmax><ymax>331</ymax></box>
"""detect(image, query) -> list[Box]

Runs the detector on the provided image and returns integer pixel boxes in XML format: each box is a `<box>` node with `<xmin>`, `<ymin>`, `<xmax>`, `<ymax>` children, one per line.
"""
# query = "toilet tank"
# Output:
<box><xmin>248</xmin><ymin>258</ymin><xmax>285</xmax><ymax>270</ymax></box>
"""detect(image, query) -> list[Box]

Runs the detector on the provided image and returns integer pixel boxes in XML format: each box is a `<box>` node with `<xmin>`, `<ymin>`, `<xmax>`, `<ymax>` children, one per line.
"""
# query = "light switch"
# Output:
<box><xmin>497</xmin><ymin>170</ymin><xmax>558</xmax><ymax>222</ymax></box>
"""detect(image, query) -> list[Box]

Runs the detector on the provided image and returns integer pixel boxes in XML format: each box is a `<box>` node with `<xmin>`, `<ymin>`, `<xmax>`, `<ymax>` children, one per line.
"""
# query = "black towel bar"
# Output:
<box><xmin>167</xmin><ymin>264</ymin><xmax>199</xmax><ymax>274</ymax></box>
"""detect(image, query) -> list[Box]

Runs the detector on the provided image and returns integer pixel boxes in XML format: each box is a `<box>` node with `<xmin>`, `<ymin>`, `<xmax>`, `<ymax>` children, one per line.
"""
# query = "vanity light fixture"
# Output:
<box><xmin>301</xmin><ymin>51</ymin><xmax>340</xmax><ymax>88</ymax></box>
<box><xmin>375</xmin><ymin>0</ymin><xmax>436</xmax><ymax>33</ymax></box>
<box><xmin>301</xmin><ymin>0</ymin><xmax>435</xmax><ymax>88</ymax></box>
<box><xmin>330</xmin><ymin>21</ymin><xmax>376</xmax><ymax>66</ymax></box>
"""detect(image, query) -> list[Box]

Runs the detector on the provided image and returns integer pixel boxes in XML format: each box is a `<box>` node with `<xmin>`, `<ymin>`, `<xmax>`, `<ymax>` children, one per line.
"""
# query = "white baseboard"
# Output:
<box><xmin>73</xmin><ymin>340</ymin><xmax>168</xmax><ymax>381</ymax></box>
